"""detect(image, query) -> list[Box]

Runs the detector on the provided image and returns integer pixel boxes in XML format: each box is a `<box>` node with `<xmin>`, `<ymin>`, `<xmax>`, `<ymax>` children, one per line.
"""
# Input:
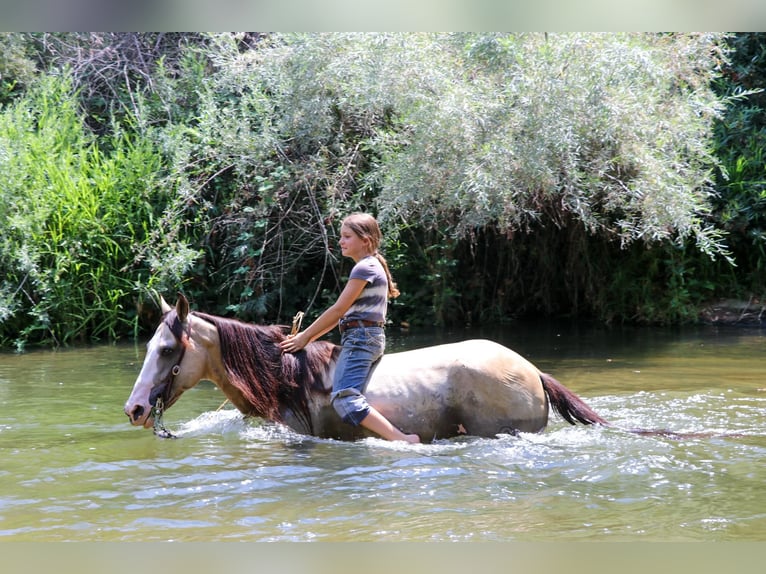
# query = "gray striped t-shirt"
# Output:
<box><xmin>344</xmin><ymin>255</ymin><xmax>388</xmax><ymax>323</ymax></box>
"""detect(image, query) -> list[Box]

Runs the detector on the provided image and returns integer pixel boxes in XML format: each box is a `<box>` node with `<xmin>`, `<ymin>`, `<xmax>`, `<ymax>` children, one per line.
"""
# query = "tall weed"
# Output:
<box><xmin>0</xmin><ymin>74</ymin><xmax>167</xmax><ymax>348</ymax></box>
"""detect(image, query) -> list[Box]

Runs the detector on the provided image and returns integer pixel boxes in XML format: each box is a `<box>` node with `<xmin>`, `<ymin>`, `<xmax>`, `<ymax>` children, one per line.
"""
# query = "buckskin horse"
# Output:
<box><xmin>124</xmin><ymin>293</ymin><xmax>607</xmax><ymax>441</ymax></box>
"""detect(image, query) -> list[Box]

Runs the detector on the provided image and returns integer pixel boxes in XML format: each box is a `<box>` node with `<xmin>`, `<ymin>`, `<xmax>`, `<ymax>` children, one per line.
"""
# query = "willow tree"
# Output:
<box><xmin>151</xmin><ymin>33</ymin><xmax>731</xmax><ymax>324</ymax></box>
<box><xmin>365</xmin><ymin>33</ymin><xmax>731</xmax><ymax>322</ymax></box>
<box><xmin>371</xmin><ymin>34</ymin><xmax>728</xmax><ymax>252</ymax></box>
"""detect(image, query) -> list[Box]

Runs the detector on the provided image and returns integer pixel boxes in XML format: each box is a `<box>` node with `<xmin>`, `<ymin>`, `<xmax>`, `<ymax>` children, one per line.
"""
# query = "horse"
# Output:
<box><xmin>124</xmin><ymin>293</ymin><xmax>608</xmax><ymax>441</ymax></box>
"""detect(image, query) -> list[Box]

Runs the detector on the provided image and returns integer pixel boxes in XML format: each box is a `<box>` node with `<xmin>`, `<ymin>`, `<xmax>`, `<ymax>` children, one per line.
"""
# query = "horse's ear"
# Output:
<box><xmin>176</xmin><ymin>292</ymin><xmax>189</xmax><ymax>322</ymax></box>
<box><xmin>158</xmin><ymin>292</ymin><xmax>172</xmax><ymax>315</ymax></box>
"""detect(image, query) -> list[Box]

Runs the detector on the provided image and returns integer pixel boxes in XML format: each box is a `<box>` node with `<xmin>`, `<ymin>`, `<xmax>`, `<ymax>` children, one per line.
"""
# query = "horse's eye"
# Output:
<box><xmin>160</xmin><ymin>347</ymin><xmax>175</xmax><ymax>357</ymax></box>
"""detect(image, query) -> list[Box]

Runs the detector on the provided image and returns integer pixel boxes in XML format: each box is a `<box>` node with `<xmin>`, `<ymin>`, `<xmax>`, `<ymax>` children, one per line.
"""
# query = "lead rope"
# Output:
<box><xmin>152</xmin><ymin>396</ymin><xmax>177</xmax><ymax>439</ymax></box>
<box><xmin>213</xmin><ymin>310</ymin><xmax>305</xmax><ymax>414</ymax></box>
<box><xmin>291</xmin><ymin>311</ymin><xmax>305</xmax><ymax>336</ymax></box>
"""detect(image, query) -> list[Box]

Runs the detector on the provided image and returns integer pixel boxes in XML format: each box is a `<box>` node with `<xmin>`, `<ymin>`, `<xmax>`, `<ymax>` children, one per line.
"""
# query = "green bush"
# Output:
<box><xmin>2</xmin><ymin>33</ymin><xmax>758</xmax><ymax>345</ymax></box>
<box><xmin>0</xmin><ymin>73</ymin><xmax>169</xmax><ymax>348</ymax></box>
<box><xmin>140</xmin><ymin>32</ymin><xmax>734</xmax><ymax>326</ymax></box>
<box><xmin>710</xmin><ymin>33</ymin><xmax>766</xmax><ymax>298</ymax></box>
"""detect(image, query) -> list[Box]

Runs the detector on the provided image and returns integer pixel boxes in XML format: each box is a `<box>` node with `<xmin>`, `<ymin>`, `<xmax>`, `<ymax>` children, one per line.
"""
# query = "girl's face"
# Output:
<box><xmin>339</xmin><ymin>224</ymin><xmax>371</xmax><ymax>262</ymax></box>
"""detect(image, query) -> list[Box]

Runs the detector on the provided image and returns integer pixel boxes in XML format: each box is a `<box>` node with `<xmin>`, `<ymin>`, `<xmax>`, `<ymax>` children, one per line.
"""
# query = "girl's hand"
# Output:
<box><xmin>280</xmin><ymin>332</ymin><xmax>308</xmax><ymax>354</ymax></box>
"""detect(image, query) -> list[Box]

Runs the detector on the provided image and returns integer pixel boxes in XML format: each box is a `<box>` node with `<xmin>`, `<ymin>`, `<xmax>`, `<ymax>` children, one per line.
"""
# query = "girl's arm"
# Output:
<box><xmin>279</xmin><ymin>278</ymin><xmax>367</xmax><ymax>353</ymax></box>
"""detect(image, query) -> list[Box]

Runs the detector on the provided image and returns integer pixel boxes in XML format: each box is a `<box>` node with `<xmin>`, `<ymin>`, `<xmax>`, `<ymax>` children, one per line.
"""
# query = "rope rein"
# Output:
<box><xmin>291</xmin><ymin>311</ymin><xmax>305</xmax><ymax>336</ymax></box>
<box><xmin>152</xmin><ymin>396</ymin><xmax>176</xmax><ymax>439</ymax></box>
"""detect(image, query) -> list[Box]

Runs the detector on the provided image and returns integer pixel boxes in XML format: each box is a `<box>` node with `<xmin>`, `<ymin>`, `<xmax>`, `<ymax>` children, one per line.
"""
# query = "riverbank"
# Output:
<box><xmin>700</xmin><ymin>297</ymin><xmax>766</xmax><ymax>327</ymax></box>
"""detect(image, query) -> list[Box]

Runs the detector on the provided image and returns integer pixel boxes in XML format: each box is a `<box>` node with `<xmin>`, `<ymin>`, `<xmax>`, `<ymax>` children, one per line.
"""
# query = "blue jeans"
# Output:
<box><xmin>331</xmin><ymin>326</ymin><xmax>385</xmax><ymax>426</ymax></box>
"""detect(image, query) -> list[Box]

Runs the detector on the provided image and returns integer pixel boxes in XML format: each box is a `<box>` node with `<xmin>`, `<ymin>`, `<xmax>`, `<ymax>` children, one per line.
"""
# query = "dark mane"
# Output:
<box><xmin>192</xmin><ymin>312</ymin><xmax>338</xmax><ymax>432</ymax></box>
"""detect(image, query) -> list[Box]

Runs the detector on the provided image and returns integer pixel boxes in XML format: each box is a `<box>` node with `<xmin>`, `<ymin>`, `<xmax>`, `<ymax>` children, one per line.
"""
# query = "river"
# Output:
<box><xmin>1</xmin><ymin>321</ymin><xmax>764</xmax><ymax>541</ymax></box>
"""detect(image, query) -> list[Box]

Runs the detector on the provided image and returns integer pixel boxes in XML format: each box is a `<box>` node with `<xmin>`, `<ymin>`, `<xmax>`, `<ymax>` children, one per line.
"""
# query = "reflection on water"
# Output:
<box><xmin>0</xmin><ymin>323</ymin><xmax>764</xmax><ymax>541</ymax></box>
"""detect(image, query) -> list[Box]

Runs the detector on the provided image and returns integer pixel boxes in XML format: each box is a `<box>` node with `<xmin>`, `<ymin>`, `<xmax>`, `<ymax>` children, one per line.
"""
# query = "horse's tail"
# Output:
<box><xmin>540</xmin><ymin>372</ymin><xmax>609</xmax><ymax>426</ymax></box>
<box><xmin>539</xmin><ymin>373</ymin><xmax>747</xmax><ymax>439</ymax></box>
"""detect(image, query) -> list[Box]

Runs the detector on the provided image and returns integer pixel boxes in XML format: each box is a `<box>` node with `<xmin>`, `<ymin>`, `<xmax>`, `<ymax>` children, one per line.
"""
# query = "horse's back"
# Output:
<box><xmin>366</xmin><ymin>339</ymin><xmax>549</xmax><ymax>438</ymax></box>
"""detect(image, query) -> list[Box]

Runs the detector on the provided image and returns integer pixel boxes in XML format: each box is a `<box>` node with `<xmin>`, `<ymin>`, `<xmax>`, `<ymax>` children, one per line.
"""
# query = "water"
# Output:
<box><xmin>1</xmin><ymin>322</ymin><xmax>764</xmax><ymax>541</ymax></box>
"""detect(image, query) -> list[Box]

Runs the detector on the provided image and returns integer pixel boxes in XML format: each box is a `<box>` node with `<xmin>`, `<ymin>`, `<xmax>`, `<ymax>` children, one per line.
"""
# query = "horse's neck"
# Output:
<box><xmin>192</xmin><ymin>311</ymin><xmax>340</xmax><ymax>417</ymax></box>
<box><xmin>208</xmin><ymin>351</ymin><xmax>250</xmax><ymax>411</ymax></box>
<box><xmin>191</xmin><ymin>314</ymin><xmax>254</xmax><ymax>414</ymax></box>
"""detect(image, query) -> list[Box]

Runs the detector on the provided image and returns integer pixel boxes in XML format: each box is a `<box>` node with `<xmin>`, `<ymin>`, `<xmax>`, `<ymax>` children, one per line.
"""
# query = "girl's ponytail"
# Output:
<box><xmin>374</xmin><ymin>252</ymin><xmax>400</xmax><ymax>299</ymax></box>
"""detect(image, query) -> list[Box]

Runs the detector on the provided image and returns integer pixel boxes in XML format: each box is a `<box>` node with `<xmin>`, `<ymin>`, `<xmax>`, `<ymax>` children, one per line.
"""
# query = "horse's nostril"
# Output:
<box><xmin>129</xmin><ymin>405</ymin><xmax>144</xmax><ymax>421</ymax></box>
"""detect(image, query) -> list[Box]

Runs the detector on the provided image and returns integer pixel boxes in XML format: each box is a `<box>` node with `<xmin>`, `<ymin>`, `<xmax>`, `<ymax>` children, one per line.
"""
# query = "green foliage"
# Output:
<box><xmin>159</xmin><ymin>33</ymin><xmax>731</xmax><ymax>326</ymax></box>
<box><xmin>369</xmin><ymin>34</ymin><xmax>729</xmax><ymax>257</ymax></box>
<box><xmin>141</xmin><ymin>33</ymin><xmax>382</xmax><ymax>322</ymax></box>
<box><xmin>2</xmin><ymin>32</ymin><xmax>763</xmax><ymax>348</ymax></box>
<box><xmin>21</xmin><ymin>33</ymin><xmax>213</xmax><ymax>134</ymax></box>
<box><xmin>0</xmin><ymin>74</ymin><xmax>169</xmax><ymax>348</ymax></box>
<box><xmin>0</xmin><ymin>33</ymin><xmax>37</xmax><ymax>105</ymax></box>
<box><xmin>710</xmin><ymin>33</ymin><xmax>766</xmax><ymax>297</ymax></box>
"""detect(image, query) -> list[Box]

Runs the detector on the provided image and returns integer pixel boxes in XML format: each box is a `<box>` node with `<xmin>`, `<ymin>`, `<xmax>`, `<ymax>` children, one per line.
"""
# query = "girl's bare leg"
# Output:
<box><xmin>360</xmin><ymin>407</ymin><xmax>420</xmax><ymax>443</ymax></box>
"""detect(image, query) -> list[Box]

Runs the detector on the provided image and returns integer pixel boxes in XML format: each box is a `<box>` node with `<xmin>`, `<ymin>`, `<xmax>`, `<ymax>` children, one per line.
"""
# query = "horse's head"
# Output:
<box><xmin>124</xmin><ymin>293</ymin><xmax>208</xmax><ymax>428</ymax></box>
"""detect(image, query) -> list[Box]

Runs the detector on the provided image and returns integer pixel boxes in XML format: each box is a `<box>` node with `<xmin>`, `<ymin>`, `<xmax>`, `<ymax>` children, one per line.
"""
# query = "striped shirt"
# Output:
<box><xmin>343</xmin><ymin>255</ymin><xmax>388</xmax><ymax>324</ymax></box>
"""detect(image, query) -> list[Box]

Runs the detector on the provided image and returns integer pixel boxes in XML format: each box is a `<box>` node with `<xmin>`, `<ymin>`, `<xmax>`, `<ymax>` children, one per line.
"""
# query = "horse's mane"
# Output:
<box><xmin>193</xmin><ymin>311</ymin><xmax>339</xmax><ymax>432</ymax></box>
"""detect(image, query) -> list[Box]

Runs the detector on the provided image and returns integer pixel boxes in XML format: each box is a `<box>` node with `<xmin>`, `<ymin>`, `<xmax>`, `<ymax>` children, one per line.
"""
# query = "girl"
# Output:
<box><xmin>279</xmin><ymin>213</ymin><xmax>420</xmax><ymax>443</ymax></box>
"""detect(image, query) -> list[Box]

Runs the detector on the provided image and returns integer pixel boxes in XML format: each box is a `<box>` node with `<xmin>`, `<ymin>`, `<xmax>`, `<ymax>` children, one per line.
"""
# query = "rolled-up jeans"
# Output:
<box><xmin>331</xmin><ymin>326</ymin><xmax>385</xmax><ymax>426</ymax></box>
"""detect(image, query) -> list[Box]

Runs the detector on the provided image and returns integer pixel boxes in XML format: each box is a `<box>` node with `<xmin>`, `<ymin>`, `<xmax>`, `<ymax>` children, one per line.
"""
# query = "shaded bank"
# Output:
<box><xmin>700</xmin><ymin>297</ymin><xmax>766</xmax><ymax>327</ymax></box>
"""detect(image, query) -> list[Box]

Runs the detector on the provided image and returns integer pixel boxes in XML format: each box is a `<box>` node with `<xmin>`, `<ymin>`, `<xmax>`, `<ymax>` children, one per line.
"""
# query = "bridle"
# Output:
<box><xmin>150</xmin><ymin>308</ymin><xmax>306</xmax><ymax>438</ymax></box>
<box><xmin>152</xmin><ymin>311</ymin><xmax>191</xmax><ymax>438</ymax></box>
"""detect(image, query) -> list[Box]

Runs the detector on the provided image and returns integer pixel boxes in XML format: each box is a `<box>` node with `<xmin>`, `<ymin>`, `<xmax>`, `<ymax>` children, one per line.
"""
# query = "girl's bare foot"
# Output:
<box><xmin>360</xmin><ymin>408</ymin><xmax>421</xmax><ymax>443</ymax></box>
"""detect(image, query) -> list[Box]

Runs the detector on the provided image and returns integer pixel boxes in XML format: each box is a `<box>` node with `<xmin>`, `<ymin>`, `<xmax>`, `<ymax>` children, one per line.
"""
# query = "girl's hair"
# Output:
<box><xmin>341</xmin><ymin>213</ymin><xmax>400</xmax><ymax>299</ymax></box>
